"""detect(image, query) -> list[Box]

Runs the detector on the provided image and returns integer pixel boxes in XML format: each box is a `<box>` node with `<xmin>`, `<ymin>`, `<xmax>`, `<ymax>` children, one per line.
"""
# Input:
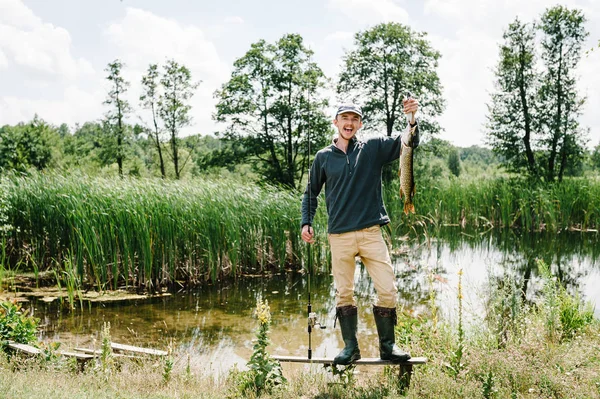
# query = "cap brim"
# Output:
<box><xmin>336</xmin><ymin>110</ymin><xmax>363</xmax><ymax>117</ymax></box>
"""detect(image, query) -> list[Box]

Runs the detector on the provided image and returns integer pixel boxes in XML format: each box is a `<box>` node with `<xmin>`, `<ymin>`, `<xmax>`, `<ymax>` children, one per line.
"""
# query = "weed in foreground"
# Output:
<box><xmin>446</xmin><ymin>268</ymin><xmax>465</xmax><ymax>379</ymax></box>
<box><xmin>234</xmin><ymin>299</ymin><xmax>286</xmax><ymax>397</ymax></box>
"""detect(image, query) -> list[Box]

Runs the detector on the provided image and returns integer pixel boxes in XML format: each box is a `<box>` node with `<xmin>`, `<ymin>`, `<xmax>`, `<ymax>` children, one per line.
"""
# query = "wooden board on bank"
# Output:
<box><xmin>7</xmin><ymin>342</ymin><xmax>94</xmax><ymax>361</ymax></box>
<box><xmin>272</xmin><ymin>355</ymin><xmax>427</xmax><ymax>366</ymax></box>
<box><xmin>110</xmin><ymin>342</ymin><xmax>167</xmax><ymax>356</ymax></box>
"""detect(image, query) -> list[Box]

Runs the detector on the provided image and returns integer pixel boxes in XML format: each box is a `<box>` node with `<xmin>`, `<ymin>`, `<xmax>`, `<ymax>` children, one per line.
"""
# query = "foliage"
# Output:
<box><xmin>485</xmin><ymin>275</ymin><xmax>526</xmax><ymax>348</ymax></box>
<box><xmin>486</xmin><ymin>6</ymin><xmax>589</xmax><ymax>181</ymax></box>
<box><xmin>537</xmin><ymin>259</ymin><xmax>594</xmax><ymax>342</ymax></box>
<box><xmin>0</xmin><ymin>179</ymin><xmax>12</xmax><ymax>236</ymax></box>
<box><xmin>337</xmin><ymin>22</ymin><xmax>445</xmax><ymax>138</ymax></box>
<box><xmin>486</xmin><ymin>17</ymin><xmax>538</xmax><ymax>176</ymax></box>
<box><xmin>140</xmin><ymin>63</ymin><xmax>167</xmax><ymax>179</ymax></box>
<box><xmin>104</xmin><ymin>59</ymin><xmax>131</xmax><ymax>177</ymax></box>
<box><xmin>0</xmin><ymin>300</ymin><xmax>39</xmax><ymax>351</ymax></box>
<box><xmin>538</xmin><ymin>6</ymin><xmax>589</xmax><ymax>182</ymax></box>
<box><xmin>214</xmin><ymin>33</ymin><xmax>331</xmax><ymax>189</ymax></box>
<box><xmin>237</xmin><ymin>299</ymin><xmax>286</xmax><ymax>396</ymax></box>
<box><xmin>447</xmin><ymin>147</ymin><xmax>461</xmax><ymax>177</ymax></box>
<box><xmin>0</xmin><ymin>116</ymin><xmax>57</xmax><ymax>172</ymax></box>
<box><xmin>591</xmin><ymin>144</ymin><xmax>600</xmax><ymax>171</ymax></box>
<box><xmin>158</xmin><ymin>59</ymin><xmax>200</xmax><ymax>180</ymax></box>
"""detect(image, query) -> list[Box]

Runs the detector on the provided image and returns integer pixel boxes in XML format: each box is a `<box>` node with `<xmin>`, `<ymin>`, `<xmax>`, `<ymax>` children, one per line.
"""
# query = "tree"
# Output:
<box><xmin>486</xmin><ymin>7</ymin><xmax>588</xmax><ymax>181</ymax></box>
<box><xmin>337</xmin><ymin>22</ymin><xmax>445</xmax><ymax>138</ymax></box>
<box><xmin>538</xmin><ymin>6</ymin><xmax>588</xmax><ymax>182</ymax></box>
<box><xmin>486</xmin><ymin>18</ymin><xmax>538</xmax><ymax>175</ymax></box>
<box><xmin>214</xmin><ymin>34</ymin><xmax>330</xmax><ymax>189</ymax></box>
<box><xmin>447</xmin><ymin>147</ymin><xmax>461</xmax><ymax>177</ymax></box>
<box><xmin>591</xmin><ymin>144</ymin><xmax>600</xmax><ymax>171</ymax></box>
<box><xmin>104</xmin><ymin>59</ymin><xmax>131</xmax><ymax>177</ymax></box>
<box><xmin>0</xmin><ymin>116</ymin><xmax>56</xmax><ymax>171</ymax></box>
<box><xmin>140</xmin><ymin>64</ymin><xmax>166</xmax><ymax>179</ymax></box>
<box><xmin>158</xmin><ymin>60</ymin><xmax>199</xmax><ymax>180</ymax></box>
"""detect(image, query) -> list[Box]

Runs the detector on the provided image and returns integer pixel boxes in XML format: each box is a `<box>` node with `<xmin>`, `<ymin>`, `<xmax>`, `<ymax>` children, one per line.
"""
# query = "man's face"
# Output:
<box><xmin>333</xmin><ymin>112</ymin><xmax>363</xmax><ymax>140</ymax></box>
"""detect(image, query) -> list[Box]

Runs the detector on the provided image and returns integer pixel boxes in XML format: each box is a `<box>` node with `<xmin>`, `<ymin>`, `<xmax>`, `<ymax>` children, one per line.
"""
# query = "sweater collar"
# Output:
<box><xmin>332</xmin><ymin>136</ymin><xmax>358</xmax><ymax>153</ymax></box>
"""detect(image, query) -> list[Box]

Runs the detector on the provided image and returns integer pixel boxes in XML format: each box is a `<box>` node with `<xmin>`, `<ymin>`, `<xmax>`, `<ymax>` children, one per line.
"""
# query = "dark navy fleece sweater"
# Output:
<box><xmin>301</xmin><ymin>125</ymin><xmax>419</xmax><ymax>234</ymax></box>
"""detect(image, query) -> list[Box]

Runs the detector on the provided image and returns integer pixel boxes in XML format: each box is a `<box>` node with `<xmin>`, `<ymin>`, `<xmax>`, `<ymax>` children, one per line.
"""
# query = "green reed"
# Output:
<box><xmin>3</xmin><ymin>172</ymin><xmax>599</xmax><ymax>290</ymax></box>
<box><xmin>385</xmin><ymin>177</ymin><xmax>600</xmax><ymax>235</ymax></box>
<box><xmin>2</xmin><ymin>172</ymin><xmax>329</xmax><ymax>290</ymax></box>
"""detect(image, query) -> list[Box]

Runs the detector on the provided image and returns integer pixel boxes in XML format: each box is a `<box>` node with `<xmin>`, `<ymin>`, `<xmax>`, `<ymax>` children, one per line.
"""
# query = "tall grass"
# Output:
<box><xmin>3</xmin><ymin>173</ymin><xmax>329</xmax><ymax>290</ymax></box>
<box><xmin>385</xmin><ymin>176</ymin><xmax>600</xmax><ymax>234</ymax></box>
<box><xmin>3</xmin><ymin>172</ymin><xmax>599</xmax><ymax>290</ymax></box>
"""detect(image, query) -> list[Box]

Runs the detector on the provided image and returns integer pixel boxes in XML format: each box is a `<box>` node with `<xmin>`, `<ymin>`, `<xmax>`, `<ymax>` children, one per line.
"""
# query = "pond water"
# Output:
<box><xmin>28</xmin><ymin>229</ymin><xmax>599</xmax><ymax>377</ymax></box>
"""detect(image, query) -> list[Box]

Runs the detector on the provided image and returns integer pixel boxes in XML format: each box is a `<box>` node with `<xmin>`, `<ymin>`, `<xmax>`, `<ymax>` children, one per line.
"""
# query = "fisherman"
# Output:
<box><xmin>300</xmin><ymin>98</ymin><xmax>419</xmax><ymax>365</ymax></box>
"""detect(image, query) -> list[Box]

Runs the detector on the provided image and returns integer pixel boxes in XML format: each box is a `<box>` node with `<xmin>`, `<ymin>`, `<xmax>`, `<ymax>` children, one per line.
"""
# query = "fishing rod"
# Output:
<box><xmin>305</xmin><ymin>51</ymin><xmax>325</xmax><ymax>360</ymax></box>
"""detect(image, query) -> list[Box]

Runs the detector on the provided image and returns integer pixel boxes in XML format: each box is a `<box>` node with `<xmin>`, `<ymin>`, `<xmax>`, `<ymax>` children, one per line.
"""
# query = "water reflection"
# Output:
<box><xmin>30</xmin><ymin>229</ymin><xmax>599</xmax><ymax>376</ymax></box>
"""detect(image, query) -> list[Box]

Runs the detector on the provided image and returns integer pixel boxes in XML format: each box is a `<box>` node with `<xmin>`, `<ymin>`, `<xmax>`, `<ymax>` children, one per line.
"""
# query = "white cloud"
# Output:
<box><xmin>327</xmin><ymin>0</ymin><xmax>409</xmax><ymax>25</ymax></box>
<box><xmin>325</xmin><ymin>31</ymin><xmax>354</xmax><ymax>42</ymax></box>
<box><xmin>0</xmin><ymin>0</ymin><xmax>94</xmax><ymax>80</ymax></box>
<box><xmin>427</xmin><ymin>27</ymin><xmax>499</xmax><ymax>146</ymax></box>
<box><xmin>0</xmin><ymin>0</ymin><xmax>98</xmax><ymax>127</ymax></box>
<box><xmin>104</xmin><ymin>7</ymin><xmax>230</xmax><ymax>134</ymax></box>
<box><xmin>1</xmin><ymin>86</ymin><xmax>103</xmax><ymax>127</ymax></box>
<box><xmin>224</xmin><ymin>16</ymin><xmax>244</xmax><ymax>24</ymax></box>
<box><xmin>0</xmin><ymin>0</ymin><xmax>42</xmax><ymax>29</ymax></box>
<box><xmin>0</xmin><ymin>49</ymin><xmax>7</xmax><ymax>68</ymax></box>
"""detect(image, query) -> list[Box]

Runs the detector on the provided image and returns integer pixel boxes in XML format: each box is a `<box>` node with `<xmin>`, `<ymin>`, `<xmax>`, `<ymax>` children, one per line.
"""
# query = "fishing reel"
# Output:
<box><xmin>307</xmin><ymin>304</ymin><xmax>326</xmax><ymax>359</ymax></box>
<box><xmin>308</xmin><ymin>312</ymin><xmax>327</xmax><ymax>330</ymax></box>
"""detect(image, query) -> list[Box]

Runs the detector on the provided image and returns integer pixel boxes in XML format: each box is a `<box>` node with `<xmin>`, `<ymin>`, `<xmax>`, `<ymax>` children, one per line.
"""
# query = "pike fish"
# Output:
<box><xmin>399</xmin><ymin>123</ymin><xmax>417</xmax><ymax>215</ymax></box>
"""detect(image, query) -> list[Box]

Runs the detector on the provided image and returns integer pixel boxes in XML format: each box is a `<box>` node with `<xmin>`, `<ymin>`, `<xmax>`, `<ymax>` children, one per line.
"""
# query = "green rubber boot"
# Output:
<box><xmin>333</xmin><ymin>305</ymin><xmax>361</xmax><ymax>365</ymax></box>
<box><xmin>373</xmin><ymin>305</ymin><xmax>411</xmax><ymax>363</ymax></box>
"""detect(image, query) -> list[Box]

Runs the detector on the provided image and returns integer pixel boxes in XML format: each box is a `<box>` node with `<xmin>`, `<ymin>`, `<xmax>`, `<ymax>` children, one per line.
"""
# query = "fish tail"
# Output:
<box><xmin>404</xmin><ymin>201</ymin><xmax>415</xmax><ymax>215</ymax></box>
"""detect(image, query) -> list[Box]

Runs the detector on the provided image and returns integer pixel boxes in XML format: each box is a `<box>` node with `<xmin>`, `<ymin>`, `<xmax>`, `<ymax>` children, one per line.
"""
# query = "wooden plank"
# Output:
<box><xmin>7</xmin><ymin>342</ymin><xmax>42</xmax><ymax>355</ymax></box>
<box><xmin>58</xmin><ymin>351</ymin><xmax>95</xmax><ymax>360</ymax></box>
<box><xmin>74</xmin><ymin>347</ymin><xmax>100</xmax><ymax>355</ymax></box>
<box><xmin>8</xmin><ymin>343</ymin><xmax>93</xmax><ymax>363</ymax></box>
<box><xmin>110</xmin><ymin>342</ymin><xmax>167</xmax><ymax>356</ymax></box>
<box><xmin>272</xmin><ymin>355</ymin><xmax>427</xmax><ymax>365</ymax></box>
<box><xmin>74</xmin><ymin>347</ymin><xmax>139</xmax><ymax>359</ymax></box>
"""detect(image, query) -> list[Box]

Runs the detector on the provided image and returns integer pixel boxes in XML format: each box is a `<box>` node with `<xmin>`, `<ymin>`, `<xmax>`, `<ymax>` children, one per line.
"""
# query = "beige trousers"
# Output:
<box><xmin>328</xmin><ymin>225</ymin><xmax>397</xmax><ymax>308</ymax></box>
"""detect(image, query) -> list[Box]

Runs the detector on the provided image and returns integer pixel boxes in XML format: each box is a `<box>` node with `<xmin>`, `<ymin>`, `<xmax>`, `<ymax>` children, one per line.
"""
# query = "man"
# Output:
<box><xmin>300</xmin><ymin>98</ymin><xmax>419</xmax><ymax>365</ymax></box>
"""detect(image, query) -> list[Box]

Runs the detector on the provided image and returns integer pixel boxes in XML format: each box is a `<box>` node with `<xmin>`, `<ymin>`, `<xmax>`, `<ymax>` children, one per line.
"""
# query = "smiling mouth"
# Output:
<box><xmin>344</xmin><ymin>128</ymin><xmax>353</xmax><ymax>133</ymax></box>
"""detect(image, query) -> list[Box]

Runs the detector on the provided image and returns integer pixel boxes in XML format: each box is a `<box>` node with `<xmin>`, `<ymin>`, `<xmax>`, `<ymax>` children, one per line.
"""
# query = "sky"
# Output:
<box><xmin>1</xmin><ymin>0</ymin><xmax>599</xmax><ymax>148</ymax></box>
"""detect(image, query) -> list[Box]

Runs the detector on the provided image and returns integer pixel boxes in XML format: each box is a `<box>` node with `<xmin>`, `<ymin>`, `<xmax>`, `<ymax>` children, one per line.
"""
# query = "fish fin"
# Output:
<box><xmin>404</xmin><ymin>202</ymin><xmax>415</xmax><ymax>215</ymax></box>
<box><xmin>412</xmin><ymin>183</ymin><xmax>416</xmax><ymax>196</ymax></box>
<box><xmin>399</xmin><ymin>186</ymin><xmax>404</xmax><ymax>199</ymax></box>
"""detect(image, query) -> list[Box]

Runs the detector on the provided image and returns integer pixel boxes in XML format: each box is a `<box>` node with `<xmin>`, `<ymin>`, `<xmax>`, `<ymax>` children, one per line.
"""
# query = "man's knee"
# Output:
<box><xmin>336</xmin><ymin>290</ymin><xmax>356</xmax><ymax>307</ymax></box>
<box><xmin>376</xmin><ymin>291</ymin><xmax>397</xmax><ymax>308</ymax></box>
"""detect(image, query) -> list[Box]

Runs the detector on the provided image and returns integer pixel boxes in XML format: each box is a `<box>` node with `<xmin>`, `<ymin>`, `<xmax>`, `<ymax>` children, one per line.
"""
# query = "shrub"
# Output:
<box><xmin>0</xmin><ymin>300</ymin><xmax>39</xmax><ymax>351</ymax></box>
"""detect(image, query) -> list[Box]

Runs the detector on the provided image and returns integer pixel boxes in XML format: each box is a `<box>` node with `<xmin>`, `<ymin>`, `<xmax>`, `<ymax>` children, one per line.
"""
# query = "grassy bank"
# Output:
<box><xmin>2</xmin><ymin>173</ymin><xmax>600</xmax><ymax>290</ymax></box>
<box><xmin>1</xmin><ymin>264</ymin><xmax>599</xmax><ymax>398</ymax></box>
